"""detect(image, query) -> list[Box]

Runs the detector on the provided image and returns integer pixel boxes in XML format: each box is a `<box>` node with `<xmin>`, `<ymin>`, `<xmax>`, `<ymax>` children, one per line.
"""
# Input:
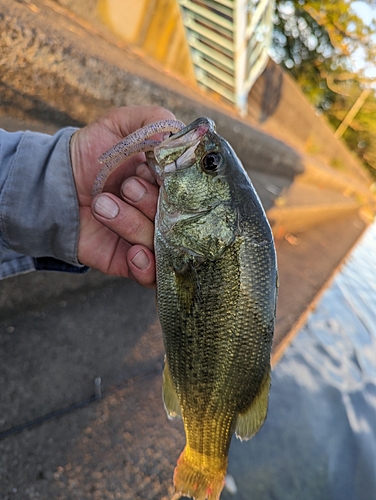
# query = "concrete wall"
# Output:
<box><xmin>2</xmin><ymin>0</ymin><xmax>370</xmax><ymax>190</ymax></box>
<box><xmin>47</xmin><ymin>0</ymin><xmax>371</xmax><ymax>188</ymax></box>
<box><xmin>248</xmin><ymin>60</ymin><xmax>370</xmax><ymax>186</ymax></box>
<box><xmin>97</xmin><ymin>0</ymin><xmax>196</xmax><ymax>83</ymax></box>
<box><xmin>0</xmin><ymin>0</ymin><xmax>303</xmax><ymax>181</ymax></box>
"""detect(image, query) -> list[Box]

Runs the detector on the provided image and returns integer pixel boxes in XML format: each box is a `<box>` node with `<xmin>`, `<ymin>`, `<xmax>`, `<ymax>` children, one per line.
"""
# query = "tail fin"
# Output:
<box><xmin>173</xmin><ymin>447</ymin><xmax>226</xmax><ymax>500</ymax></box>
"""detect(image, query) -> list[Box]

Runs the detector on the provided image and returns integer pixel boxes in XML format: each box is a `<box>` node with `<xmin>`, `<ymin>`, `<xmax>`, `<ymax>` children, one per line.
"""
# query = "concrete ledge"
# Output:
<box><xmin>0</xmin><ymin>0</ymin><xmax>303</xmax><ymax>180</ymax></box>
<box><xmin>269</xmin><ymin>202</ymin><xmax>359</xmax><ymax>235</ymax></box>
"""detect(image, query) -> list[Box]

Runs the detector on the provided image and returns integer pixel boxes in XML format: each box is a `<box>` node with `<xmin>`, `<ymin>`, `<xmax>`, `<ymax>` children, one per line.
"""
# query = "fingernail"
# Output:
<box><xmin>131</xmin><ymin>249</ymin><xmax>150</xmax><ymax>270</ymax></box>
<box><xmin>94</xmin><ymin>195</ymin><xmax>119</xmax><ymax>219</ymax></box>
<box><xmin>122</xmin><ymin>178</ymin><xmax>146</xmax><ymax>202</ymax></box>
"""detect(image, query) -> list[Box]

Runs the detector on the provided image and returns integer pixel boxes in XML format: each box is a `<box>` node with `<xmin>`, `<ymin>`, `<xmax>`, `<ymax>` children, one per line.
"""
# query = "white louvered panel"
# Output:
<box><xmin>190</xmin><ymin>38</ymin><xmax>234</xmax><ymax>71</ymax></box>
<box><xmin>198</xmin><ymin>73</ymin><xmax>236</xmax><ymax>103</ymax></box>
<box><xmin>192</xmin><ymin>54</ymin><xmax>235</xmax><ymax>86</ymax></box>
<box><xmin>177</xmin><ymin>0</ymin><xmax>275</xmax><ymax>113</ymax></box>
<box><xmin>183</xmin><ymin>16</ymin><xmax>234</xmax><ymax>51</ymax></box>
<box><xmin>179</xmin><ymin>0</ymin><xmax>233</xmax><ymax>30</ymax></box>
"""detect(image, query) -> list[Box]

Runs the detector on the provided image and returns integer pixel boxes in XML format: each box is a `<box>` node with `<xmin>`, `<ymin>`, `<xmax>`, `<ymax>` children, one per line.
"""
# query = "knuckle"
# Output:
<box><xmin>150</xmin><ymin>105</ymin><xmax>175</xmax><ymax>120</ymax></box>
<box><xmin>123</xmin><ymin>213</ymin><xmax>149</xmax><ymax>241</ymax></box>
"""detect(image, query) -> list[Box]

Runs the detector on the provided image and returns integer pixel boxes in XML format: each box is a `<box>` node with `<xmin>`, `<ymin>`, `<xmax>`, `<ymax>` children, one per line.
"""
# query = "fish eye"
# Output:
<box><xmin>201</xmin><ymin>152</ymin><xmax>223</xmax><ymax>173</ymax></box>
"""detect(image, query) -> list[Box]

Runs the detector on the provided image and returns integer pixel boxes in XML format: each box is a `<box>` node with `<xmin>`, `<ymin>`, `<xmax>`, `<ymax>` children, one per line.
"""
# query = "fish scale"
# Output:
<box><xmin>151</xmin><ymin>117</ymin><xmax>277</xmax><ymax>500</ymax></box>
<box><xmin>95</xmin><ymin>116</ymin><xmax>277</xmax><ymax>500</ymax></box>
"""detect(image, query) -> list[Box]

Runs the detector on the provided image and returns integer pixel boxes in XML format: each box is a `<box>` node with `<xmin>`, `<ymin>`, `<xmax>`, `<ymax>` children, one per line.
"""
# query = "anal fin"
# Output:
<box><xmin>235</xmin><ymin>366</ymin><xmax>271</xmax><ymax>440</ymax></box>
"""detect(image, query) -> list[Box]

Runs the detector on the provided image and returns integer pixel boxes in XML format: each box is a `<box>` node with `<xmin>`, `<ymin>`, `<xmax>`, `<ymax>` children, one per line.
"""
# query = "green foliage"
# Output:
<box><xmin>272</xmin><ymin>0</ymin><xmax>376</xmax><ymax>179</ymax></box>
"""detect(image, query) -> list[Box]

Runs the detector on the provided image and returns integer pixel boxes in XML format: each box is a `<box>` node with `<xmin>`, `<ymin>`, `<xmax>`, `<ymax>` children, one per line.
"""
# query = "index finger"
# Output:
<box><xmin>99</xmin><ymin>105</ymin><xmax>177</xmax><ymax>140</ymax></box>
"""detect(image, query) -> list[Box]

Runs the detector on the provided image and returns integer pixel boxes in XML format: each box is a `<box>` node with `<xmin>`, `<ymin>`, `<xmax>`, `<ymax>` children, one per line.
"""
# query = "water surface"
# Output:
<box><xmin>224</xmin><ymin>222</ymin><xmax>376</xmax><ymax>500</ymax></box>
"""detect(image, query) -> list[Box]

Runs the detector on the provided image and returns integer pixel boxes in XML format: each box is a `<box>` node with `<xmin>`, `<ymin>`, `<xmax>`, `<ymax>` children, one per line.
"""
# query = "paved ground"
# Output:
<box><xmin>0</xmin><ymin>114</ymin><xmax>368</xmax><ymax>500</ymax></box>
<box><xmin>0</xmin><ymin>1</ymin><xmax>372</xmax><ymax>497</ymax></box>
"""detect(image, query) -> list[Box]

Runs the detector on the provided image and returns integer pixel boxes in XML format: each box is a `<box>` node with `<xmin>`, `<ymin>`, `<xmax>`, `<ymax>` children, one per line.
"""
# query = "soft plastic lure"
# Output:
<box><xmin>92</xmin><ymin>119</ymin><xmax>185</xmax><ymax>196</ymax></box>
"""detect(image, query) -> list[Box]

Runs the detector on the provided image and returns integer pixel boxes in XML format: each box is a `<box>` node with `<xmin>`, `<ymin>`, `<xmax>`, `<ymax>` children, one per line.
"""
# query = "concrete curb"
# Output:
<box><xmin>0</xmin><ymin>0</ymin><xmax>303</xmax><ymax>180</ymax></box>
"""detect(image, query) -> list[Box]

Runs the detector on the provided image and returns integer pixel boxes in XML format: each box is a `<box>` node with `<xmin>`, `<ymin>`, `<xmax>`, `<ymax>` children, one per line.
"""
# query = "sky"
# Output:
<box><xmin>351</xmin><ymin>1</ymin><xmax>376</xmax><ymax>79</ymax></box>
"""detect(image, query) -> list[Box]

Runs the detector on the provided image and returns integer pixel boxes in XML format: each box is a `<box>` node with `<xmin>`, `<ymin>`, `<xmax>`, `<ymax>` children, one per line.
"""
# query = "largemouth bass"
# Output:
<box><xmin>147</xmin><ymin>117</ymin><xmax>278</xmax><ymax>500</ymax></box>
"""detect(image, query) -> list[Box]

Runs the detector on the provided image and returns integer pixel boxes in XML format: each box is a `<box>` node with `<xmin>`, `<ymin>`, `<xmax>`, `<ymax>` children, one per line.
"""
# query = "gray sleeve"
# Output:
<box><xmin>0</xmin><ymin>127</ymin><xmax>88</xmax><ymax>278</ymax></box>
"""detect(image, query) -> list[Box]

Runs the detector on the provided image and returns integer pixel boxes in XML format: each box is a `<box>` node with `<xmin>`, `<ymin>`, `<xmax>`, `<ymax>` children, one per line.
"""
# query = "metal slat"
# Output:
<box><xmin>187</xmin><ymin>30</ymin><xmax>234</xmax><ymax>58</ymax></box>
<box><xmin>247</xmin><ymin>38</ymin><xmax>265</xmax><ymax>71</ymax></box>
<box><xmin>186</xmin><ymin>0</ymin><xmax>233</xmax><ymax>18</ymax></box>
<box><xmin>184</xmin><ymin>17</ymin><xmax>234</xmax><ymax>51</ymax></box>
<box><xmin>199</xmin><ymin>0</ymin><xmax>234</xmax><ymax>10</ymax></box>
<box><xmin>190</xmin><ymin>38</ymin><xmax>234</xmax><ymax>71</ymax></box>
<box><xmin>179</xmin><ymin>0</ymin><xmax>233</xmax><ymax>20</ymax></box>
<box><xmin>179</xmin><ymin>0</ymin><xmax>233</xmax><ymax>30</ymax></box>
<box><xmin>182</xmin><ymin>9</ymin><xmax>233</xmax><ymax>39</ymax></box>
<box><xmin>198</xmin><ymin>74</ymin><xmax>236</xmax><ymax>102</ymax></box>
<box><xmin>193</xmin><ymin>55</ymin><xmax>235</xmax><ymax>86</ymax></box>
<box><xmin>245</xmin><ymin>0</ymin><xmax>272</xmax><ymax>39</ymax></box>
<box><xmin>244</xmin><ymin>49</ymin><xmax>269</xmax><ymax>90</ymax></box>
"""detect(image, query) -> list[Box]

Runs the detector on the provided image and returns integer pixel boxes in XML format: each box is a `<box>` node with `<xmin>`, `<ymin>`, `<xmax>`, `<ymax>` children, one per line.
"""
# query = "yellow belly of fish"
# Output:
<box><xmin>158</xmin><ymin>235</ymin><xmax>275</xmax><ymax>500</ymax></box>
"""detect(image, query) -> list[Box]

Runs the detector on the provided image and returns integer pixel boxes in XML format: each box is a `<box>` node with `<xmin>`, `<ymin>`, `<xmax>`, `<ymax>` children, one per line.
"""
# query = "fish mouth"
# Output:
<box><xmin>147</xmin><ymin>117</ymin><xmax>215</xmax><ymax>182</ymax></box>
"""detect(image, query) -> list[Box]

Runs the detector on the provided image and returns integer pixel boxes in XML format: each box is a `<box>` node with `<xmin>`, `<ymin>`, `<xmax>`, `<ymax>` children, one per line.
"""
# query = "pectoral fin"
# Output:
<box><xmin>162</xmin><ymin>360</ymin><xmax>182</xmax><ymax>420</ymax></box>
<box><xmin>235</xmin><ymin>367</ymin><xmax>271</xmax><ymax>440</ymax></box>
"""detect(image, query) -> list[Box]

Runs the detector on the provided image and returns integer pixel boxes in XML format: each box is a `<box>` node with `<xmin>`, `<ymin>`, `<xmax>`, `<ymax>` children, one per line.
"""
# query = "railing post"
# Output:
<box><xmin>234</xmin><ymin>0</ymin><xmax>248</xmax><ymax>114</ymax></box>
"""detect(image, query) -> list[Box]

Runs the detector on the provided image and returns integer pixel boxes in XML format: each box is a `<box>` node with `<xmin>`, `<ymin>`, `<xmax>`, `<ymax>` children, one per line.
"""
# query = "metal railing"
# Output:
<box><xmin>177</xmin><ymin>0</ymin><xmax>275</xmax><ymax>114</ymax></box>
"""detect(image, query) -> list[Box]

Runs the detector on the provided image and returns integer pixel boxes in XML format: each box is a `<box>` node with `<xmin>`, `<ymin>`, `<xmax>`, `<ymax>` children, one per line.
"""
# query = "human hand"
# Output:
<box><xmin>69</xmin><ymin>105</ymin><xmax>175</xmax><ymax>287</ymax></box>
